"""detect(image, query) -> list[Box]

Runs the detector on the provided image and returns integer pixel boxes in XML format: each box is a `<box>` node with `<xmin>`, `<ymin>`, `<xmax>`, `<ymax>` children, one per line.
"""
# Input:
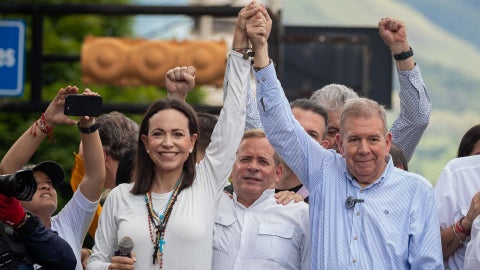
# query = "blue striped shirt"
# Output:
<box><xmin>391</xmin><ymin>65</ymin><xmax>431</xmax><ymax>163</ymax></box>
<box><xmin>255</xmin><ymin>63</ymin><xmax>443</xmax><ymax>269</ymax></box>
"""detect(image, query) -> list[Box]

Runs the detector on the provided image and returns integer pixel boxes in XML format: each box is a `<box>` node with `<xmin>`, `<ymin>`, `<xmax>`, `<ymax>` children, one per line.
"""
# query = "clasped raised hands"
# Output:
<box><xmin>245</xmin><ymin>2</ymin><xmax>272</xmax><ymax>51</ymax></box>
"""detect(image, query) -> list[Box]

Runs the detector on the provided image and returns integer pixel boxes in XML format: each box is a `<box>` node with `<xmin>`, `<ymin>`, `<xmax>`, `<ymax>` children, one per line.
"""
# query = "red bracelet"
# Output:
<box><xmin>451</xmin><ymin>225</ymin><xmax>463</xmax><ymax>243</ymax></box>
<box><xmin>455</xmin><ymin>217</ymin><xmax>471</xmax><ymax>235</ymax></box>
<box><xmin>30</xmin><ymin>113</ymin><xmax>55</xmax><ymax>142</ymax></box>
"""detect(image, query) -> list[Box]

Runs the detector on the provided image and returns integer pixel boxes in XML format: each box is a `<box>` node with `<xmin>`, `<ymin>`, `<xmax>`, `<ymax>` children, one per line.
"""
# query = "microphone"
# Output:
<box><xmin>345</xmin><ymin>196</ymin><xmax>364</xmax><ymax>209</ymax></box>
<box><xmin>115</xmin><ymin>236</ymin><xmax>134</xmax><ymax>258</ymax></box>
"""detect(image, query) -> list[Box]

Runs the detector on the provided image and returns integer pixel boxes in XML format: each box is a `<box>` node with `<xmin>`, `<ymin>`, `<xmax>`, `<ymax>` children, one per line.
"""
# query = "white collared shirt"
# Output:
<box><xmin>435</xmin><ymin>154</ymin><xmax>480</xmax><ymax>269</ymax></box>
<box><xmin>213</xmin><ymin>189</ymin><xmax>310</xmax><ymax>270</ymax></box>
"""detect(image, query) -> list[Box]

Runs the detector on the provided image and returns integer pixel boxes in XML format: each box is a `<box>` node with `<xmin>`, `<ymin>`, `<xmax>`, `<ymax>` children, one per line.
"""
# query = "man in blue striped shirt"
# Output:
<box><xmin>245</xmin><ymin>5</ymin><xmax>443</xmax><ymax>269</ymax></box>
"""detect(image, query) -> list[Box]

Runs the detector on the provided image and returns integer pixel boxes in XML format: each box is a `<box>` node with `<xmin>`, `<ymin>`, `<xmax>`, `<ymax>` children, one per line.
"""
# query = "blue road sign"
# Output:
<box><xmin>0</xmin><ymin>20</ymin><xmax>26</xmax><ymax>97</ymax></box>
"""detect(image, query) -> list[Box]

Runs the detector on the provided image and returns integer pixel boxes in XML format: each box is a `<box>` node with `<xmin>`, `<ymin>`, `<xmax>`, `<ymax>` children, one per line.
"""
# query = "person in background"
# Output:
<box><xmin>0</xmin><ymin>86</ymin><xmax>105</xmax><ymax>270</ymax></box>
<box><xmin>465</xmin><ymin>177</ymin><xmax>480</xmax><ymax>269</ymax></box>
<box><xmin>0</xmin><ymin>192</ymin><xmax>76</xmax><ymax>269</ymax></box>
<box><xmin>250</xmin><ymin>7</ymin><xmax>443</xmax><ymax>268</ymax></box>
<box><xmin>435</xmin><ymin>151</ymin><xmax>480</xmax><ymax>268</ymax></box>
<box><xmin>73</xmin><ymin>112</ymin><xmax>139</xmax><ymax>269</ymax></box>
<box><xmin>275</xmin><ymin>99</ymin><xmax>329</xmax><ymax>203</ymax></box>
<box><xmin>196</xmin><ymin>112</ymin><xmax>219</xmax><ymax>162</ymax></box>
<box><xmin>114</xmin><ymin>149</ymin><xmax>136</xmax><ymax>186</ymax></box>
<box><xmin>457</xmin><ymin>124</ymin><xmax>480</xmax><ymax>157</ymax></box>
<box><xmin>70</xmin><ymin>111</ymin><xmax>139</xmax><ymax>237</ymax></box>
<box><xmin>389</xmin><ymin>143</ymin><xmax>408</xmax><ymax>171</ymax></box>
<box><xmin>87</xmin><ymin>55</ymin><xmax>249</xmax><ymax>268</ymax></box>
<box><xmin>309</xmin><ymin>84</ymin><xmax>357</xmax><ymax>153</ymax></box>
<box><xmin>310</xmin><ymin>17</ymin><xmax>431</xmax><ymax>164</ymax></box>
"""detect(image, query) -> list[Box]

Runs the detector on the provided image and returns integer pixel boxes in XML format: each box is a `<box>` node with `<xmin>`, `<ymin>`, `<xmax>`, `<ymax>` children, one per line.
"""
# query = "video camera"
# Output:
<box><xmin>0</xmin><ymin>170</ymin><xmax>37</xmax><ymax>201</ymax></box>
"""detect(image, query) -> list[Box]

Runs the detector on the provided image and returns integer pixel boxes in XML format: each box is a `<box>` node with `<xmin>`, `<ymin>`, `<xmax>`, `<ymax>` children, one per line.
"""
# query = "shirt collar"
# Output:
<box><xmin>345</xmin><ymin>156</ymin><xmax>394</xmax><ymax>190</ymax></box>
<box><xmin>233</xmin><ymin>189</ymin><xmax>275</xmax><ymax>209</ymax></box>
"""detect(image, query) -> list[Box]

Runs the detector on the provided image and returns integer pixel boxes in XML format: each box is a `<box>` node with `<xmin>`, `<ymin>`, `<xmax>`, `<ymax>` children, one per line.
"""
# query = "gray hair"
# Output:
<box><xmin>309</xmin><ymin>84</ymin><xmax>359</xmax><ymax>112</ymax></box>
<box><xmin>96</xmin><ymin>111</ymin><xmax>139</xmax><ymax>161</ymax></box>
<box><xmin>340</xmin><ymin>98</ymin><xmax>387</xmax><ymax>134</ymax></box>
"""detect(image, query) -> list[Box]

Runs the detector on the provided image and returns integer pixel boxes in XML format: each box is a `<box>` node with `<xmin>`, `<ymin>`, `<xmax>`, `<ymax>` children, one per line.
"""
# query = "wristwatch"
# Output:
<box><xmin>393</xmin><ymin>47</ymin><xmax>414</xmax><ymax>61</ymax></box>
<box><xmin>77</xmin><ymin>122</ymin><xmax>100</xmax><ymax>134</ymax></box>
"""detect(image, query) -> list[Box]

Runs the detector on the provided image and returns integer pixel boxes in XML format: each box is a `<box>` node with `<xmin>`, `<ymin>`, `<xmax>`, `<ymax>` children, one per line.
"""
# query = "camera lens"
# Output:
<box><xmin>14</xmin><ymin>170</ymin><xmax>37</xmax><ymax>201</ymax></box>
<box><xmin>0</xmin><ymin>170</ymin><xmax>37</xmax><ymax>201</ymax></box>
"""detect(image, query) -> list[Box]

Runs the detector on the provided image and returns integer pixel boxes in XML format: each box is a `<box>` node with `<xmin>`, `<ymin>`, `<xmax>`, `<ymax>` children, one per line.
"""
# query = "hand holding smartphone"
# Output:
<box><xmin>64</xmin><ymin>94</ymin><xmax>103</xmax><ymax>117</ymax></box>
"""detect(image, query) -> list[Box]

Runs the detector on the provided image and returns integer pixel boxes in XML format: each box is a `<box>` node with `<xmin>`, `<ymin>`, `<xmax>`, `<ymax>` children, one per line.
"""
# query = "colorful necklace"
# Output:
<box><xmin>144</xmin><ymin>174</ymin><xmax>184</xmax><ymax>269</ymax></box>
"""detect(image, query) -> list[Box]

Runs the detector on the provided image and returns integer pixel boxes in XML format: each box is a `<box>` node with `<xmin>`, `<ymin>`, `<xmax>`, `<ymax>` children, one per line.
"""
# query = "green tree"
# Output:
<box><xmin>1</xmin><ymin>0</ymin><xmax>207</xmax><ymax>209</ymax></box>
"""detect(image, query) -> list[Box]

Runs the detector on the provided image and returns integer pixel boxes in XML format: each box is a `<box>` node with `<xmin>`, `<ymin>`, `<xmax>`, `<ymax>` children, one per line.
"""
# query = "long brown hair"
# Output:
<box><xmin>130</xmin><ymin>98</ymin><xmax>198</xmax><ymax>195</ymax></box>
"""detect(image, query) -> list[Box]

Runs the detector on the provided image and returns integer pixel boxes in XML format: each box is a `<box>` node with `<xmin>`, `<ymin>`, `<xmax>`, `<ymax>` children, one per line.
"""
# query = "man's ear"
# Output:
<box><xmin>275</xmin><ymin>163</ymin><xmax>283</xmax><ymax>184</ymax></box>
<box><xmin>336</xmin><ymin>133</ymin><xmax>344</xmax><ymax>156</ymax></box>
<box><xmin>321</xmin><ymin>139</ymin><xmax>329</xmax><ymax>149</ymax></box>
<box><xmin>385</xmin><ymin>132</ymin><xmax>393</xmax><ymax>158</ymax></box>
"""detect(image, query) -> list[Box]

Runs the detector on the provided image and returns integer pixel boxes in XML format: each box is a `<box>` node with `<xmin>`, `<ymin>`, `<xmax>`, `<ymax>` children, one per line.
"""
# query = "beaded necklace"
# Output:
<box><xmin>144</xmin><ymin>174</ymin><xmax>184</xmax><ymax>269</ymax></box>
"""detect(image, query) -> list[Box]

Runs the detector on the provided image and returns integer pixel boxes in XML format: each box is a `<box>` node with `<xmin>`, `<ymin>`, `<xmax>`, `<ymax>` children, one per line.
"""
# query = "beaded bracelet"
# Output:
<box><xmin>232</xmin><ymin>46</ymin><xmax>252</xmax><ymax>52</ymax></box>
<box><xmin>232</xmin><ymin>47</ymin><xmax>255</xmax><ymax>59</ymax></box>
<box><xmin>455</xmin><ymin>217</ymin><xmax>471</xmax><ymax>235</ymax></box>
<box><xmin>452</xmin><ymin>224</ymin><xmax>463</xmax><ymax>243</ymax></box>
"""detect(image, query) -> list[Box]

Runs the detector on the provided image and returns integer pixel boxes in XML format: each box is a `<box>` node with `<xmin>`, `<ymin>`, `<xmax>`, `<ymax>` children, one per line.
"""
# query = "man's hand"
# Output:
<box><xmin>275</xmin><ymin>190</ymin><xmax>304</xmax><ymax>205</ymax></box>
<box><xmin>233</xmin><ymin>1</ymin><xmax>259</xmax><ymax>48</ymax></box>
<box><xmin>378</xmin><ymin>17</ymin><xmax>410</xmax><ymax>54</ymax></box>
<box><xmin>378</xmin><ymin>17</ymin><xmax>414</xmax><ymax>70</ymax></box>
<box><xmin>0</xmin><ymin>194</ymin><xmax>26</xmax><ymax>227</ymax></box>
<box><xmin>165</xmin><ymin>66</ymin><xmax>196</xmax><ymax>101</ymax></box>
<box><xmin>246</xmin><ymin>3</ymin><xmax>271</xmax><ymax>51</ymax></box>
<box><xmin>247</xmin><ymin>3</ymin><xmax>272</xmax><ymax>69</ymax></box>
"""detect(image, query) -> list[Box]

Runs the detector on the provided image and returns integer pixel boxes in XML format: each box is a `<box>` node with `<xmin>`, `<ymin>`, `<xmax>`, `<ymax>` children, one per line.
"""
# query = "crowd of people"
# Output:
<box><xmin>1</xmin><ymin>1</ymin><xmax>480</xmax><ymax>269</ymax></box>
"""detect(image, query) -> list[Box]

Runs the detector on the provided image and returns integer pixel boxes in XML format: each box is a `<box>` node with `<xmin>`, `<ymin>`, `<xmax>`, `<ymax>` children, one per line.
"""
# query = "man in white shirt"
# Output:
<box><xmin>213</xmin><ymin>129</ymin><xmax>310</xmax><ymax>270</ymax></box>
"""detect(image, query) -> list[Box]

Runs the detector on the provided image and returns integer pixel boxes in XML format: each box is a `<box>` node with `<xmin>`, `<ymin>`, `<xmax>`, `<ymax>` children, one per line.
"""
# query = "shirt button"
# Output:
<box><xmin>352</xmin><ymin>259</ymin><xmax>357</xmax><ymax>263</ymax></box>
<box><xmin>354</xmin><ymin>236</ymin><xmax>358</xmax><ymax>240</ymax></box>
<box><xmin>356</xmin><ymin>212</ymin><xmax>360</xmax><ymax>216</ymax></box>
<box><xmin>262</xmin><ymin>77</ymin><xmax>266</xmax><ymax>82</ymax></box>
<box><xmin>359</xmin><ymin>190</ymin><xmax>364</xmax><ymax>193</ymax></box>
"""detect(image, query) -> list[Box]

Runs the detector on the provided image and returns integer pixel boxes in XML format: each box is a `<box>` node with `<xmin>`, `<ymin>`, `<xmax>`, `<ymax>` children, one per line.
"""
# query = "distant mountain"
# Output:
<box><xmin>402</xmin><ymin>0</ymin><xmax>480</xmax><ymax>50</ymax></box>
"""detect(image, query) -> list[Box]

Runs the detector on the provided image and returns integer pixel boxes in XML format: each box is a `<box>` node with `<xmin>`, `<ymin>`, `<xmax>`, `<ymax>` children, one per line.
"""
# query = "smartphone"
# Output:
<box><xmin>64</xmin><ymin>94</ymin><xmax>103</xmax><ymax>117</ymax></box>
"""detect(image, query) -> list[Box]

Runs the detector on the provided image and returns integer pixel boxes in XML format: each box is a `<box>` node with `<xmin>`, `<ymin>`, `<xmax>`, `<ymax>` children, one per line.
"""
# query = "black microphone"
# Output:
<box><xmin>115</xmin><ymin>236</ymin><xmax>134</xmax><ymax>258</ymax></box>
<box><xmin>345</xmin><ymin>196</ymin><xmax>364</xmax><ymax>209</ymax></box>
